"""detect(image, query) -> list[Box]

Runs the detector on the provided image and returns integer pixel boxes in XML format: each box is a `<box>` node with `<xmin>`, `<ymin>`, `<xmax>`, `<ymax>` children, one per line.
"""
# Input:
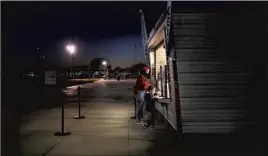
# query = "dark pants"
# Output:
<box><xmin>150</xmin><ymin>105</ymin><xmax>156</xmax><ymax>126</ymax></box>
<box><xmin>134</xmin><ymin>93</ymin><xmax>143</xmax><ymax>120</ymax></box>
<box><xmin>133</xmin><ymin>96</ymin><xmax>136</xmax><ymax>117</ymax></box>
<box><xmin>146</xmin><ymin>102</ymin><xmax>156</xmax><ymax>126</ymax></box>
<box><xmin>134</xmin><ymin>91</ymin><xmax>144</xmax><ymax>121</ymax></box>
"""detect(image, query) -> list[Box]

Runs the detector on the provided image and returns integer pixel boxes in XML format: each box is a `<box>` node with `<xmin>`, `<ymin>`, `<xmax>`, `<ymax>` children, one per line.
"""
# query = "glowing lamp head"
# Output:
<box><xmin>102</xmin><ymin>61</ymin><xmax>107</xmax><ymax>66</ymax></box>
<box><xmin>66</xmin><ymin>44</ymin><xmax>76</xmax><ymax>54</ymax></box>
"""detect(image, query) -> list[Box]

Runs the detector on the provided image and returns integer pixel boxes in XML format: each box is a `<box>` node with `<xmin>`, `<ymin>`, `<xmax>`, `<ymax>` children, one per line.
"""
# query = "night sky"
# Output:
<box><xmin>2</xmin><ymin>1</ymin><xmax>166</xmax><ymax>69</ymax></box>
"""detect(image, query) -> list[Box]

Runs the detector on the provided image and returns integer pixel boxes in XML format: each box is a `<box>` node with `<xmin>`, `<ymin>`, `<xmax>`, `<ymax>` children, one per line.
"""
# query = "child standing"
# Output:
<box><xmin>142</xmin><ymin>85</ymin><xmax>156</xmax><ymax>129</ymax></box>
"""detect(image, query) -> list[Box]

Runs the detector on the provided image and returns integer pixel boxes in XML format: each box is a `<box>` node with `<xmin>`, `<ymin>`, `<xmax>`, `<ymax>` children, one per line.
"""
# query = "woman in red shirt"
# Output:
<box><xmin>133</xmin><ymin>66</ymin><xmax>150</xmax><ymax>123</ymax></box>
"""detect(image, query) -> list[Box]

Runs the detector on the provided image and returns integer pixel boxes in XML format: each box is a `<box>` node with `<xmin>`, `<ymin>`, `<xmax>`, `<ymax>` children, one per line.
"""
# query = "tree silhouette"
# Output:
<box><xmin>89</xmin><ymin>58</ymin><xmax>103</xmax><ymax>69</ymax></box>
<box><xmin>89</xmin><ymin>58</ymin><xmax>110</xmax><ymax>70</ymax></box>
<box><xmin>107</xmin><ymin>65</ymin><xmax>112</xmax><ymax>74</ymax></box>
<box><xmin>130</xmin><ymin>62</ymin><xmax>146</xmax><ymax>73</ymax></box>
<box><xmin>107</xmin><ymin>65</ymin><xmax>112</xmax><ymax>70</ymax></box>
<box><xmin>112</xmin><ymin>66</ymin><xmax>121</xmax><ymax>73</ymax></box>
<box><xmin>125</xmin><ymin>67</ymin><xmax>130</xmax><ymax>73</ymax></box>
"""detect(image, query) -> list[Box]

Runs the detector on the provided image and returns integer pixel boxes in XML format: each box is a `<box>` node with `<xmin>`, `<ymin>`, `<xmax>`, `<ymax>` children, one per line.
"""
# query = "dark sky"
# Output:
<box><xmin>2</xmin><ymin>1</ymin><xmax>166</xmax><ymax>68</ymax></box>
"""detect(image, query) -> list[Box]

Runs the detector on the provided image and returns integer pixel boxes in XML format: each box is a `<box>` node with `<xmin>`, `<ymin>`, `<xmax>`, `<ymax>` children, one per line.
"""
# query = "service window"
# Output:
<box><xmin>155</xmin><ymin>43</ymin><xmax>169</xmax><ymax>97</ymax></box>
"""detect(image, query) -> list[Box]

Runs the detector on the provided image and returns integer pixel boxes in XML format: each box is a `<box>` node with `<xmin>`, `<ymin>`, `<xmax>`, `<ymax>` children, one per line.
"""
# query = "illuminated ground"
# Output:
<box><xmin>20</xmin><ymin>79</ymin><xmax>265</xmax><ymax>156</ymax></box>
<box><xmin>20</xmin><ymin>79</ymin><xmax>171</xmax><ymax>156</ymax></box>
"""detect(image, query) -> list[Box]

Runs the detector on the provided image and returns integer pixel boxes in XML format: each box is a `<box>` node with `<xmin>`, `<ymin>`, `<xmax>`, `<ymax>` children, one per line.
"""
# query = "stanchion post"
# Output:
<box><xmin>78</xmin><ymin>87</ymin><xmax>81</xmax><ymax>116</ymax></box>
<box><xmin>73</xmin><ymin>86</ymin><xmax>85</xmax><ymax>119</ymax></box>
<box><xmin>54</xmin><ymin>98</ymin><xmax>71</xmax><ymax>136</ymax></box>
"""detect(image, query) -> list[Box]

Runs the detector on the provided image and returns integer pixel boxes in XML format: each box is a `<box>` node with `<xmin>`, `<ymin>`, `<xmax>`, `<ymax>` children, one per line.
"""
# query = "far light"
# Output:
<box><xmin>66</xmin><ymin>44</ymin><xmax>76</xmax><ymax>54</ymax></box>
<box><xmin>102</xmin><ymin>61</ymin><xmax>107</xmax><ymax>66</ymax></box>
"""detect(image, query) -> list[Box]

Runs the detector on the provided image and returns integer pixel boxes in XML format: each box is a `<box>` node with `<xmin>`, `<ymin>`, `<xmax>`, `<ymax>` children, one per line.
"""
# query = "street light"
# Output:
<box><xmin>101</xmin><ymin>60</ymin><xmax>108</xmax><ymax>79</ymax></box>
<box><xmin>66</xmin><ymin>43</ymin><xmax>76</xmax><ymax>78</ymax></box>
<box><xmin>102</xmin><ymin>60</ymin><xmax>107</xmax><ymax>66</ymax></box>
<box><xmin>66</xmin><ymin>44</ymin><xmax>76</xmax><ymax>54</ymax></box>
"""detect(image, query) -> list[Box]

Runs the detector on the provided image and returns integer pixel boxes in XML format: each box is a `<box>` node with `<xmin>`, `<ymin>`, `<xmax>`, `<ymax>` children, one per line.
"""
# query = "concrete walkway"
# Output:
<box><xmin>20</xmin><ymin>79</ymin><xmax>173</xmax><ymax>156</ymax></box>
<box><xmin>19</xmin><ymin>79</ymin><xmax>266</xmax><ymax>156</ymax></box>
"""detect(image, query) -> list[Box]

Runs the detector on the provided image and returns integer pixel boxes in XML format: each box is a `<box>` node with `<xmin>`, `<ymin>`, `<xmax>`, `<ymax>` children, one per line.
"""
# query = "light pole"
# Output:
<box><xmin>66</xmin><ymin>44</ymin><xmax>76</xmax><ymax>79</ymax></box>
<box><xmin>101</xmin><ymin>60</ymin><xmax>107</xmax><ymax>79</ymax></box>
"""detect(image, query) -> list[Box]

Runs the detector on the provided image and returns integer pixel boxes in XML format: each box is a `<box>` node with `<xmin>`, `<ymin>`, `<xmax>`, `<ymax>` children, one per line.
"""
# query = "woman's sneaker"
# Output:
<box><xmin>149</xmin><ymin>124</ymin><xmax>155</xmax><ymax>130</ymax></box>
<box><xmin>136</xmin><ymin>120</ymin><xmax>142</xmax><ymax>124</ymax></box>
<box><xmin>142</xmin><ymin>121</ymin><xmax>150</xmax><ymax>128</ymax></box>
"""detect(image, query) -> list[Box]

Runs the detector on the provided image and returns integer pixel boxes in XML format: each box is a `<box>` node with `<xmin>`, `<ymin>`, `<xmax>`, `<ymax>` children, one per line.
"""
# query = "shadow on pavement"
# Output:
<box><xmin>146</xmin><ymin>119</ymin><xmax>267</xmax><ymax>156</ymax></box>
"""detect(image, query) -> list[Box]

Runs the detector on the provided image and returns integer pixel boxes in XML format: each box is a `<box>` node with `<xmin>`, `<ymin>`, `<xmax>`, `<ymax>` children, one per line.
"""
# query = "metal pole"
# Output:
<box><xmin>54</xmin><ymin>99</ymin><xmax>71</xmax><ymax>136</ymax></box>
<box><xmin>71</xmin><ymin>55</ymin><xmax>74</xmax><ymax>79</ymax></box>
<box><xmin>88</xmin><ymin>67</ymin><xmax>90</xmax><ymax>78</ymax></box>
<box><xmin>78</xmin><ymin>87</ymin><xmax>81</xmax><ymax>117</ymax></box>
<box><xmin>160</xmin><ymin>66</ymin><xmax>164</xmax><ymax>96</ymax></box>
<box><xmin>61</xmin><ymin>101</ymin><xmax>64</xmax><ymax>132</ymax></box>
<box><xmin>99</xmin><ymin>68</ymin><xmax>100</xmax><ymax>78</ymax></box>
<box><xmin>73</xmin><ymin>86</ymin><xmax>85</xmax><ymax>119</ymax></box>
<box><xmin>134</xmin><ymin>45</ymin><xmax>137</xmax><ymax>66</ymax></box>
<box><xmin>164</xmin><ymin>65</ymin><xmax>168</xmax><ymax>98</ymax></box>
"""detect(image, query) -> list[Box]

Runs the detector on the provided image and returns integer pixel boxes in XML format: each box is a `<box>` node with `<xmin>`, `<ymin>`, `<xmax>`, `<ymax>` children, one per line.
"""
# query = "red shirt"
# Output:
<box><xmin>134</xmin><ymin>75</ymin><xmax>149</xmax><ymax>94</ymax></box>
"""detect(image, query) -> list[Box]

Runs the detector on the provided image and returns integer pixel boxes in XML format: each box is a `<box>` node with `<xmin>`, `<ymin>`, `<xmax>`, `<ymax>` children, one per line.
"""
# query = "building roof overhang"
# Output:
<box><xmin>147</xmin><ymin>12</ymin><xmax>167</xmax><ymax>49</ymax></box>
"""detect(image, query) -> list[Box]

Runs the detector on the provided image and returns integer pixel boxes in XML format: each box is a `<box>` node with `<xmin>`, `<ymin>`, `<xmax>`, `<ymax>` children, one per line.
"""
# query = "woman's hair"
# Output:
<box><xmin>146</xmin><ymin>85</ymin><xmax>154</xmax><ymax>91</ymax></box>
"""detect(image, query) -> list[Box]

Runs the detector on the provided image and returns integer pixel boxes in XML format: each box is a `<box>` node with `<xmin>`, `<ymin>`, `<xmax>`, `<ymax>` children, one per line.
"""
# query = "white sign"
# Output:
<box><xmin>45</xmin><ymin>70</ymin><xmax>57</xmax><ymax>85</ymax></box>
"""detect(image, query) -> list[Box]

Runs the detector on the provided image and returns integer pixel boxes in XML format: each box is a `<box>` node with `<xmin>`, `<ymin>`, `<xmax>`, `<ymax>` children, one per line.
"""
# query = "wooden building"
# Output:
<box><xmin>148</xmin><ymin>2</ymin><xmax>267</xmax><ymax>136</ymax></box>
